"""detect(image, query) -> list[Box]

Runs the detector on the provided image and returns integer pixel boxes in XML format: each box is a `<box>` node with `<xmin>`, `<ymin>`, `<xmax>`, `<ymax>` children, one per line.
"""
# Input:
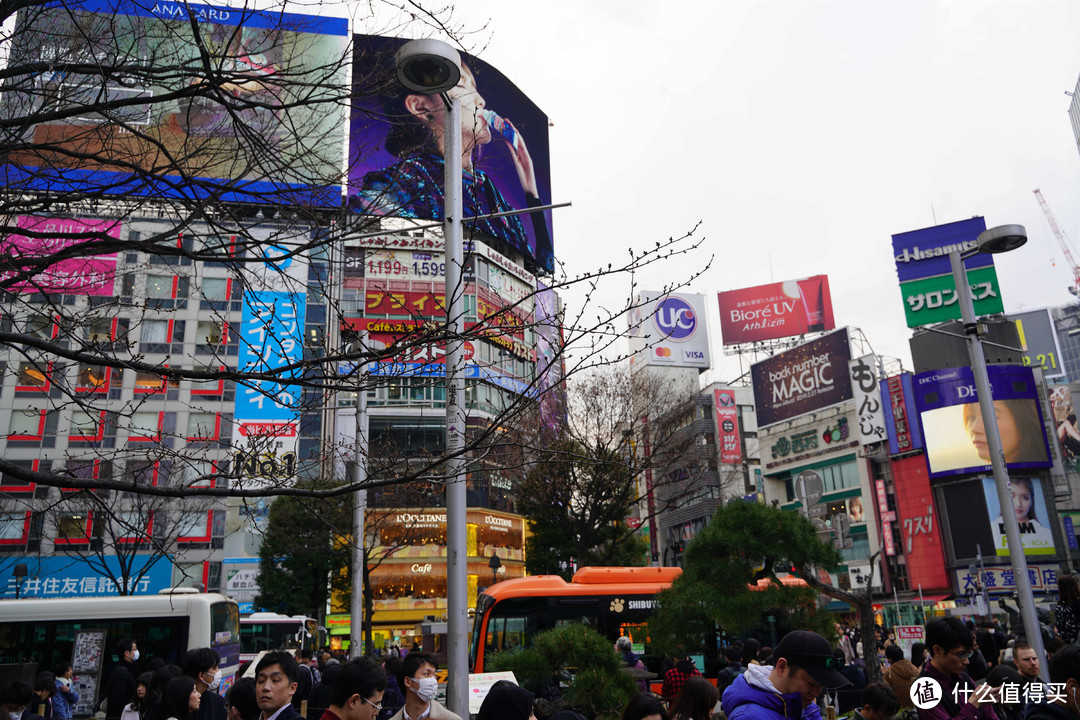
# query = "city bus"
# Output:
<box><xmin>239</xmin><ymin>612</ymin><xmax>323</xmax><ymax>663</ymax></box>
<box><xmin>469</xmin><ymin>566</ymin><xmax>682</xmax><ymax>673</ymax></box>
<box><xmin>0</xmin><ymin>590</ymin><xmax>240</xmax><ymax>713</ymax></box>
<box><xmin>469</xmin><ymin>567</ymin><xmax>811</xmax><ymax>673</ymax></box>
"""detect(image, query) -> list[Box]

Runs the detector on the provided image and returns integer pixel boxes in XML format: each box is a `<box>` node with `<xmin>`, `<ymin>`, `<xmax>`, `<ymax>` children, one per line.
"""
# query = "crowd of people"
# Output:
<box><xmin>9</xmin><ymin>590</ymin><xmax>1080</xmax><ymax>720</ymax></box>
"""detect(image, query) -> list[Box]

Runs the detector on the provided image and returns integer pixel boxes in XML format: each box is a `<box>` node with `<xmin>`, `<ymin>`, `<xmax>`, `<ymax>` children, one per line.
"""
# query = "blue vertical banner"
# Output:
<box><xmin>232</xmin><ymin>240</ymin><xmax>308</xmax><ymax>484</ymax></box>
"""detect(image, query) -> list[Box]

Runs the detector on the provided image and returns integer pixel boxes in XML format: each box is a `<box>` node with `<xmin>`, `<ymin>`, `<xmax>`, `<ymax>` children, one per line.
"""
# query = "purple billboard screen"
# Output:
<box><xmin>348</xmin><ymin>35</ymin><xmax>554</xmax><ymax>275</ymax></box>
<box><xmin>912</xmin><ymin>365</ymin><xmax>1052</xmax><ymax>479</ymax></box>
<box><xmin>750</xmin><ymin>328</ymin><xmax>853</xmax><ymax>428</ymax></box>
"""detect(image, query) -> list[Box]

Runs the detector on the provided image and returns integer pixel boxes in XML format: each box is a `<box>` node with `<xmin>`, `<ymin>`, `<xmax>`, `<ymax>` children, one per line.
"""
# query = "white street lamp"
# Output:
<box><xmin>394</xmin><ymin>38</ymin><xmax>468</xmax><ymax>716</ymax></box>
<box><xmin>948</xmin><ymin>223</ymin><xmax>1047</xmax><ymax>680</ymax></box>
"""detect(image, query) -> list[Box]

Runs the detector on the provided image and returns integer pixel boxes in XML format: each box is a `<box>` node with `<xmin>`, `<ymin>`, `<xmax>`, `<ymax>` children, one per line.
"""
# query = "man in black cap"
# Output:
<box><xmin>722</xmin><ymin>630</ymin><xmax>853</xmax><ymax>720</ymax></box>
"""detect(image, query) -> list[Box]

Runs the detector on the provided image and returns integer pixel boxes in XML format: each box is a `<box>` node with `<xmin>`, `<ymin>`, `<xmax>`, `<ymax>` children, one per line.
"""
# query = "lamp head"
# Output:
<box><xmin>488</xmin><ymin>554</ymin><xmax>501</xmax><ymax>570</ymax></box>
<box><xmin>395</xmin><ymin>39</ymin><xmax>462</xmax><ymax>95</ymax></box>
<box><xmin>13</xmin><ymin>562</ymin><xmax>27</xmax><ymax>579</ymax></box>
<box><xmin>977</xmin><ymin>224</ymin><xmax>1027</xmax><ymax>254</ymax></box>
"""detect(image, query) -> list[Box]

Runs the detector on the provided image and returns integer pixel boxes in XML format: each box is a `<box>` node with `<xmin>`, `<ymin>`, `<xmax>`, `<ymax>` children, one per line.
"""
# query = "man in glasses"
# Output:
<box><xmin>723</xmin><ymin>630</ymin><xmax>852</xmax><ymax>720</ymax></box>
<box><xmin>319</xmin><ymin>658</ymin><xmax>386</xmax><ymax>720</ymax></box>
<box><xmin>915</xmin><ymin>617</ymin><xmax>998</xmax><ymax>720</ymax></box>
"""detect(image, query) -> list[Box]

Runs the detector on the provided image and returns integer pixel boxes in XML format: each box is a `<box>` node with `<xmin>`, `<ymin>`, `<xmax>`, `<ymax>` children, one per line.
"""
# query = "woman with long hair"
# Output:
<box><xmin>159</xmin><ymin>677</ymin><xmax>199</xmax><ymax>720</ymax></box>
<box><xmin>962</xmin><ymin>400</ymin><xmax>1046</xmax><ymax>464</ymax></box>
<box><xmin>668</xmin><ymin>677</ymin><xmax>719</xmax><ymax>720</ymax></box>
<box><xmin>120</xmin><ymin>673</ymin><xmax>154</xmax><ymax>720</ymax></box>
<box><xmin>1056</xmin><ymin>574</ymin><xmax>1080</xmax><ymax>643</ymax></box>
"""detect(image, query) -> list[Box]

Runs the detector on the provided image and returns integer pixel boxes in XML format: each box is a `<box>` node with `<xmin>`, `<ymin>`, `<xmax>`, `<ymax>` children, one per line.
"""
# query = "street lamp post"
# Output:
<box><xmin>948</xmin><ymin>223</ymin><xmax>1047</xmax><ymax>680</ymax></box>
<box><xmin>394</xmin><ymin>39</ymin><xmax>468</xmax><ymax>716</ymax></box>
<box><xmin>12</xmin><ymin>562</ymin><xmax>27</xmax><ymax>599</ymax></box>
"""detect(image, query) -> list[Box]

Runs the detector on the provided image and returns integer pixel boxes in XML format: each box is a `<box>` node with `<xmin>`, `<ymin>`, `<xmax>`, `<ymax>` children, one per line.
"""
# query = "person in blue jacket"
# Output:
<box><xmin>722</xmin><ymin>630</ymin><xmax>852</xmax><ymax>720</ymax></box>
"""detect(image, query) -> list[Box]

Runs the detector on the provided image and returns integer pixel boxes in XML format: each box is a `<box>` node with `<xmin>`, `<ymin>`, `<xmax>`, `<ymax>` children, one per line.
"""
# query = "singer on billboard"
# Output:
<box><xmin>962</xmin><ymin>400</ymin><xmax>1046</xmax><ymax>464</ymax></box>
<box><xmin>354</xmin><ymin>60</ymin><xmax>551</xmax><ymax>261</ymax></box>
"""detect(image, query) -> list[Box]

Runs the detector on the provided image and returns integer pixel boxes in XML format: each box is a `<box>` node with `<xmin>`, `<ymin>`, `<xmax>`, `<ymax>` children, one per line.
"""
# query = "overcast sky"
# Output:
<box><xmin>425</xmin><ymin>0</ymin><xmax>1080</xmax><ymax>385</ymax></box>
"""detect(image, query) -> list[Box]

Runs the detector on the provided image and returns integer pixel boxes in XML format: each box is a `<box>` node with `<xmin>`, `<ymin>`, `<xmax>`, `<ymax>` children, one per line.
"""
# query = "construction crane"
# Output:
<box><xmin>1034</xmin><ymin>188</ymin><xmax>1080</xmax><ymax>297</ymax></box>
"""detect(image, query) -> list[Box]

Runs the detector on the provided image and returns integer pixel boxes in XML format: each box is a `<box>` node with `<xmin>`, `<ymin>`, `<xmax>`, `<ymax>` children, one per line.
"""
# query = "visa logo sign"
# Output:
<box><xmin>684</xmin><ymin>350</ymin><xmax>705</xmax><ymax>360</ymax></box>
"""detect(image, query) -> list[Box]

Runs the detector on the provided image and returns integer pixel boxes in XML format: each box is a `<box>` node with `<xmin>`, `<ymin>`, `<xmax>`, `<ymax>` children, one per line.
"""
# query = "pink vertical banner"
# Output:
<box><xmin>714</xmin><ymin>389</ymin><xmax>742</xmax><ymax>464</ymax></box>
<box><xmin>0</xmin><ymin>216</ymin><xmax>121</xmax><ymax>295</ymax></box>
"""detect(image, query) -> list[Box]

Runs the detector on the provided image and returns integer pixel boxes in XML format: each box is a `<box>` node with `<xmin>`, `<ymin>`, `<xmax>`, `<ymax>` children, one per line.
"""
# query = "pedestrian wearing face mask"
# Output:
<box><xmin>103</xmin><ymin>639</ymin><xmax>140</xmax><ymax>720</ymax></box>
<box><xmin>387</xmin><ymin>654</ymin><xmax>460</xmax><ymax>720</ymax></box>
<box><xmin>183</xmin><ymin>648</ymin><xmax>227</xmax><ymax>720</ymax></box>
<box><xmin>1021</xmin><ymin>644</ymin><xmax>1080</xmax><ymax>720</ymax></box>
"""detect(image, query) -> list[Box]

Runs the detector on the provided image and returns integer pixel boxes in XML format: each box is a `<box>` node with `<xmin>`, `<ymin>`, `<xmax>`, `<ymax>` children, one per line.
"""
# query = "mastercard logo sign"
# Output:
<box><xmin>655</xmin><ymin>347</ymin><xmax>672</xmax><ymax>357</ymax></box>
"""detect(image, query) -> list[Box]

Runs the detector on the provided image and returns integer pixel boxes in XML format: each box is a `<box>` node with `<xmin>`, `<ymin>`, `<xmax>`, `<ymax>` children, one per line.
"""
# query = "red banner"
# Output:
<box><xmin>718</xmin><ymin>275</ymin><xmax>835</xmax><ymax>346</ymax></box>
<box><xmin>714</xmin><ymin>389</ymin><xmax>742</xmax><ymax>464</ymax></box>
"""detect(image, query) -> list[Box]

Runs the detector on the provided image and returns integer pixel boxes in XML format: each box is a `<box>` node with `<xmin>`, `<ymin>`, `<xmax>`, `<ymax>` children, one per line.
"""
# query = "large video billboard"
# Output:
<box><xmin>2</xmin><ymin>0</ymin><xmax>348</xmax><ymax>204</ymax></box>
<box><xmin>912</xmin><ymin>365</ymin><xmax>1052</xmax><ymax>478</ymax></box>
<box><xmin>627</xmin><ymin>292</ymin><xmax>711</xmax><ymax>369</ymax></box>
<box><xmin>750</xmin><ymin>328</ymin><xmax>853</xmax><ymax>428</ymax></box>
<box><xmin>0</xmin><ymin>216</ymin><xmax>120</xmax><ymax>294</ymax></box>
<box><xmin>717</xmin><ymin>275</ymin><xmax>835</xmax><ymax>348</ymax></box>
<box><xmin>891</xmin><ymin>217</ymin><xmax>1004</xmax><ymax>328</ymax></box>
<box><xmin>348</xmin><ymin>35</ymin><xmax>554</xmax><ymax>275</ymax></box>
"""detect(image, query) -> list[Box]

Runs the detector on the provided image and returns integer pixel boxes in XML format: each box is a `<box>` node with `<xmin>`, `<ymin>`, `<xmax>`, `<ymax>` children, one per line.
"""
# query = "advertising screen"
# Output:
<box><xmin>2</xmin><ymin>0</ymin><xmax>348</xmax><ymax>204</ymax></box>
<box><xmin>0</xmin><ymin>216</ymin><xmax>120</xmax><ymax>294</ymax></box>
<box><xmin>981</xmin><ymin>476</ymin><xmax>1055</xmax><ymax>556</ymax></box>
<box><xmin>750</xmin><ymin>328</ymin><xmax>853</xmax><ymax>428</ymax></box>
<box><xmin>717</xmin><ymin>275</ymin><xmax>835</xmax><ymax>347</ymax></box>
<box><xmin>627</xmin><ymin>292</ymin><xmax>711</xmax><ymax>369</ymax></box>
<box><xmin>348</xmin><ymin>35</ymin><xmax>554</xmax><ymax>275</ymax></box>
<box><xmin>913</xmin><ymin>365</ymin><xmax>1052</xmax><ymax>478</ymax></box>
<box><xmin>891</xmin><ymin>217</ymin><xmax>1004</xmax><ymax>328</ymax></box>
<box><xmin>1050</xmin><ymin>384</ymin><xmax>1080</xmax><ymax>474</ymax></box>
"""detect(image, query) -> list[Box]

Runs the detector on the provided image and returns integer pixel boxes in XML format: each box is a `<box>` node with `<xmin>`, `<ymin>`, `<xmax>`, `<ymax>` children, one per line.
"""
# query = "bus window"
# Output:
<box><xmin>484</xmin><ymin>616</ymin><xmax>526</xmax><ymax>655</ymax></box>
<box><xmin>211</xmin><ymin>601</ymin><xmax>240</xmax><ymax>647</ymax></box>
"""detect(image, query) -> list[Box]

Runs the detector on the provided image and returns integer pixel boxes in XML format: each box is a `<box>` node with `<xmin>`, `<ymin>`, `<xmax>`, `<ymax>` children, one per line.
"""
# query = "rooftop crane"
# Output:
<box><xmin>1034</xmin><ymin>188</ymin><xmax>1080</xmax><ymax>297</ymax></box>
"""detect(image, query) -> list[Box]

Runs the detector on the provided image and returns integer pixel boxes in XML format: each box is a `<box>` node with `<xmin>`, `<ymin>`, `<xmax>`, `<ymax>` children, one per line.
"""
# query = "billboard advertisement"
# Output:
<box><xmin>2</xmin><ymin>0</ymin><xmax>349</xmax><ymax>204</ymax></box>
<box><xmin>891</xmin><ymin>217</ymin><xmax>1004</xmax><ymax>328</ymax></box>
<box><xmin>717</xmin><ymin>275</ymin><xmax>835</xmax><ymax>348</ymax></box>
<box><xmin>751</xmin><ymin>328</ymin><xmax>853</xmax><ymax>428</ymax></box>
<box><xmin>231</xmin><ymin>238</ymin><xmax>309</xmax><ymax>483</ymax></box>
<box><xmin>1</xmin><ymin>554</ymin><xmax>172</xmax><ymax>598</ymax></box>
<box><xmin>1051</xmin><ymin>384</ymin><xmax>1080</xmax><ymax>474</ymax></box>
<box><xmin>912</xmin><ymin>365</ymin><xmax>1052</xmax><ymax>478</ymax></box>
<box><xmin>1009</xmin><ymin>309</ymin><xmax>1065</xmax><ymax>379</ymax></box>
<box><xmin>0</xmin><ymin>216</ymin><xmax>120</xmax><ymax>294</ymax></box>
<box><xmin>848</xmin><ymin>354</ymin><xmax>886</xmax><ymax>446</ymax></box>
<box><xmin>348</xmin><ymin>35</ymin><xmax>554</xmax><ymax>275</ymax></box>
<box><xmin>891</xmin><ymin>455</ymin><xmax>950</xmax><ymax>589</ymax></box>
<box><xmin>627</xmin><ymin>292</ymin><xmax>711</xmax><ymax>369</ymax></box>
<box><xmin>714</xmin><ymin>389</ymin><xmax>742</xmax><ymax>464</ymax></box>
<box><xmin>882</xmin><ymin>373</ymin><xmax>924</xmax><ymax>455</ymax></box>
<box><xmin>981</xmin><ymin>476</ymin><xmax>1055</xmax><ymax>556</ymax></box>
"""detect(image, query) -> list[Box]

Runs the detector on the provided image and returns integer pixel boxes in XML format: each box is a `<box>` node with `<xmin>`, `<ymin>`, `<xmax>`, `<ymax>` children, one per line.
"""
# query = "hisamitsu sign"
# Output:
<box><xmin>892</xmin><ymin>217</ymin><xmax>1004</xmax><ymax>328</ymax></box>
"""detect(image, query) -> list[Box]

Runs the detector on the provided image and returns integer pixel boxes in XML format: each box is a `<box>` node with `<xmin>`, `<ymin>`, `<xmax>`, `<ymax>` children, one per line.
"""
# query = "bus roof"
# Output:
<box><xmin>0</xmin><ymin>593</ymin><xmax>235</xmax><ymax>621</ymax></box>
<box><xmin>484</xmin><ymin>567</ymin><xmax>683</xmax><ymax>601</ymax></box>
<box><xmin>482</xmin><ymin>568</ymin><xmax>809</xmax><ymax>602</ymax></box>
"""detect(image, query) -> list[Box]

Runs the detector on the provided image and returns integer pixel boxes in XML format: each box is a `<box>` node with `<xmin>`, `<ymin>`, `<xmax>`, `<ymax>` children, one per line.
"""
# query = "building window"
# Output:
<box><xmin>178</xmin><ymin>511</ymin><xmax>212</xmax><ymax>542</ymax></box>
<box><xmin>140</xmin><ymin>320</ymin><xmax>169</xmax><ymax>344</ymax></box>
<box><xmin>197</xmin><ymin>321</ymin><xmax>225</xmax><ymax>345</ymax></box>
<box><xmin>69</xmin><ymin>409</ymin><xmax>103</xmax><ymax>440</ymax></box>
<box><xmin>76</xmin><ymin>364</ymin><xmax>110</xmax><ymax>390</ymax></box>
<box><xmin>186</xmin><ymin>413</ymin><xmax>218</xmax><ymax>440</ymax></box>
<box><xmin>16</xmin><ymin>362</ymin><xmax>48</xmax><ymax>388</ymax></box>
<box><xmin>129</xmin><ymin>411</ymin><xmax>162</xmax><ymax>439</ymax></box>
<box><xmin>0</xmin><ymin>512</ymin><xmax>30</xmax><ymax>544</ymax></box>
<box><xmin>135</xmin><ymin>371</ymin><xmax>166</xmax><ymax>392</ymax></box>
<box><xmin>1</xmin><ymin>459</ymin><xmax>37</xmax><ymax>492</ymax></box>
<box><xmin>55</xmin><ymin>513</ymin><xmax>93</xmax><ymax>545</ymax></box>
<box><xmin>8</xmin><ymin>409</ymin><xmax>54</xmax><ymax>438</ymax></box>
<box><xmin>24</xmin><ymin>314</ymin><xmax>54</xmax><ymax>340</ymax></box>
<box><xmin>202</xmin><ymin>278</ymin><xmax>229</xmax><ymax>301</ymax></box>
<box><xmin>146</xmin><ymin>275</ymin><xmax>174</xmax><ymax>299</ymax></box>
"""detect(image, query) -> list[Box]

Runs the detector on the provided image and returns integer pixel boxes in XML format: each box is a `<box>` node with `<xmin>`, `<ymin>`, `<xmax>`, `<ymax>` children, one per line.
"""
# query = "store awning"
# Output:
<box><xmin>913</xmin><ymin>594</ymin><xmax>952</xmax><ymax>605</ymax></box>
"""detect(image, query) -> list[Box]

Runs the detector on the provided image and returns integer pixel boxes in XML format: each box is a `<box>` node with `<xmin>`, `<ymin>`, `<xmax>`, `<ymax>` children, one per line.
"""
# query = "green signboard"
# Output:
<box><xmin>899</xmin><ymin>265</ymin><xmax>1004</xmax><ymax>328</ymax></box>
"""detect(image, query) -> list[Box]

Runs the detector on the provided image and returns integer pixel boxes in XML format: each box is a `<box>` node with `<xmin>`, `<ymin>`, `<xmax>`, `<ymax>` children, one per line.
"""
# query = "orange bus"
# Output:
<box><xmin>468</xmin><ymin>566</ymin><xmax>811</xmax><ymax>673</ymax></box>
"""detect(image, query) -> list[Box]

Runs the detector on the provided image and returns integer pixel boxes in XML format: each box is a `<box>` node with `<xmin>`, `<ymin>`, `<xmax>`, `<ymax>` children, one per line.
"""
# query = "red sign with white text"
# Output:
<box><xmin>714</xmin><ymin>389</ymin><xmax>742</xmax><ymax>464</ymax></box>
<box><xmin>717</xmin><ymin>275</ymin><xmax>835</xmax><ymax>346</ymax></box>
<box><xmin>891</xmin><ymin>455</ymin><xmax>950</xmax><ymax>590</ymax></box>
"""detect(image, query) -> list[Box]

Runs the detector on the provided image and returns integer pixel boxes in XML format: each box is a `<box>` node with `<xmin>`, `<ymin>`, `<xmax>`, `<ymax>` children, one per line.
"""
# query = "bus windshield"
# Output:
<box><xmin>239</xmin><ymin>615</ymin><xmax>318</xmax><ymax>661</ymax></box>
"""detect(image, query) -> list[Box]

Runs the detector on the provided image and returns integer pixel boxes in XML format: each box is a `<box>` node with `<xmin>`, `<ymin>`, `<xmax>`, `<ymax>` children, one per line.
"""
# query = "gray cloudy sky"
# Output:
<box><xmin>447</xmin><ymin>0</ymin><xmax>1080</xmax><ymax>383</ymax></box>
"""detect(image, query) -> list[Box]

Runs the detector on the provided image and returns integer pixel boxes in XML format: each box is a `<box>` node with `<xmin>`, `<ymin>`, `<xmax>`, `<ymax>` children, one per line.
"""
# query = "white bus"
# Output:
<box><xmin>239</xmin><ymin>612</ymin><xmax>322</xmax><ymax>664</ymax></box>
<box><xmin>0</xmin><ymin>589</ymin><xmax>240</xmax><ymax>714</ymax></box>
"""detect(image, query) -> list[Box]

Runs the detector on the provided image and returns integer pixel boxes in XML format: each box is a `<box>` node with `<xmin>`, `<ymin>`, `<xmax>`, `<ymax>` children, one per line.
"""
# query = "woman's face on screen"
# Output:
<box><xmin>1011</xmin><ymin>483</ymin><xmax>1033</xmax><ymax>523</ymax></box>
<box><xmin>966</xmin><ymin>401</ymin><xmax>1021</xmax><ymax>462</ymax></box>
